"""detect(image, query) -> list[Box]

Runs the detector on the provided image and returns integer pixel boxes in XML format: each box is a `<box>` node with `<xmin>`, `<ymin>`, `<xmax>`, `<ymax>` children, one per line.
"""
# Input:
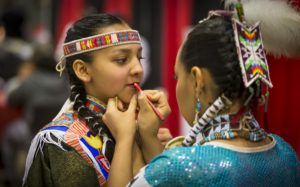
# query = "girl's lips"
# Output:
<box><xmin>127</xmin><ymin>82</ymin><xmax>140</xmax><ymax>87</ymax></box>
<box><xmin>126</xmin><ymin>83</ymin><xmax>140</xmax><ymax>90</ymax></box>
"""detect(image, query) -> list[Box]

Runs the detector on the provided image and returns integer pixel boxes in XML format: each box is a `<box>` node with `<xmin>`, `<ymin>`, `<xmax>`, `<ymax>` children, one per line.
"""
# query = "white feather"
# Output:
<box><xmin>225</xmin><ymin>0</ymin><xmax>300</xmax><ymax>58</ymax></box>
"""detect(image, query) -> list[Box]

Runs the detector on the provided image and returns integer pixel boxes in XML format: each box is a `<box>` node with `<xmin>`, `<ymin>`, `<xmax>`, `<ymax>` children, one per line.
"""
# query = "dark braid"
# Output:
<box><xmin>64</xmin><ymin>14</ymin><xmax>125</xmax><ymax>162</ymax></box>
<box><xmin>180</xmin><ymin>16</ymin><xmax>244</xmax><ymax>101</ymax></box>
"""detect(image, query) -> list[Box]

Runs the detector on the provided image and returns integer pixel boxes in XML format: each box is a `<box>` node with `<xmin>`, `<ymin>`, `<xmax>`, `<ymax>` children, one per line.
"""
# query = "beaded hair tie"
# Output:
<box><xmin>56</xmin><ymin>30</ymin><xmax>141</xmax><ymax>76</ymax></box>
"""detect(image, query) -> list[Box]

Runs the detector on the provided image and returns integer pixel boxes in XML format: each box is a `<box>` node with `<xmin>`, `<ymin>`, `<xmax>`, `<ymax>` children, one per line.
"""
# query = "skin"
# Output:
<box><xmin>73</xmin><ymin>24</ymin><xmax>144</xmax><ymax>104</ymax></box>
<box><xmin>174</xmin><ymin>45</ymin><xmax>218</xmax><ymax>125</ymax></box>
<box><xmin>136</xmin><ymin>90</ymin><xmax>171</xmax><ymax>162</ymax></box>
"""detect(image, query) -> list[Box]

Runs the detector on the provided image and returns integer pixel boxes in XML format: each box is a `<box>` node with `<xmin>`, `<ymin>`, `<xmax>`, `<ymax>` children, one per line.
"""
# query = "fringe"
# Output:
<box><xmin>22</xmin><ymin>129</ymin><xmax>66</xmax><ymax>185</ymax></box>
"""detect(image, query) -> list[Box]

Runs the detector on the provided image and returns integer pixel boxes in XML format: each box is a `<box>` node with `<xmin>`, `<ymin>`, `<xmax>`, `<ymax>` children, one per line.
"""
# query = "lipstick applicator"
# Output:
<box><xmin>133</xmin><ymin>83</ymin><xmax>165</xmax><ymax>121</ymax></box>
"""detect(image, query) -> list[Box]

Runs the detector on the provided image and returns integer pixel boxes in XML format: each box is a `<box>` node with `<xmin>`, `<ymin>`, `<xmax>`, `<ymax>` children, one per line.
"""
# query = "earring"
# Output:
<box><xmin>193</xmin><ymin>98</ymin><xmax>202</xmax><ymax>125</ymax></box>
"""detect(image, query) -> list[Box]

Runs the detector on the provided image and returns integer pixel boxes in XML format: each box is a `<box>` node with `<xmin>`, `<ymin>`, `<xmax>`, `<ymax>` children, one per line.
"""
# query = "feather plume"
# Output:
<box><xmin>225</xmin><ymin>0</ymin><xmax>300</xmax><ymax>58</ymax></box>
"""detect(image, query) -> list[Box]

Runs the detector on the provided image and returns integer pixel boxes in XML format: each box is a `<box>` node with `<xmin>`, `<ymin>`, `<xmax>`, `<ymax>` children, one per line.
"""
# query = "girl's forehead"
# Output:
<box><xmin>97</xmin><ymin>23</ymin><xmax>131</xmax><ymax>33</ymax></box>
<box><xmin>100</xmin><ymin>43</ymin><xmax>142</xmax><ymax>54</ymax></box>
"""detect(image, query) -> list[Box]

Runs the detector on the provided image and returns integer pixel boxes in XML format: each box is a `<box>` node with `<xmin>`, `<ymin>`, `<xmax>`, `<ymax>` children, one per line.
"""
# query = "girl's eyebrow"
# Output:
<box><xmin>110</xmin><ymin>46</ymin><xmax>143</xmax><ymax>54</ymax></box>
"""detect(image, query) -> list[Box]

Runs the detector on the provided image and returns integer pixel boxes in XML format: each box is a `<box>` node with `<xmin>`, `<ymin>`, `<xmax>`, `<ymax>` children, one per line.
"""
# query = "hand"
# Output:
<box><xmin>137</xmin><ymin>90</ymin><xmax>171</xmax><ymax>136</ymax></box>
<box><xmin>157</xmin><ymin>128</ymin><xmax>173</xmax><ymax>146</ymax></box>
<box><xmin>102</xmin><ymin>95</ymin><xmax>138</xmax><ymax>142</ymax></box>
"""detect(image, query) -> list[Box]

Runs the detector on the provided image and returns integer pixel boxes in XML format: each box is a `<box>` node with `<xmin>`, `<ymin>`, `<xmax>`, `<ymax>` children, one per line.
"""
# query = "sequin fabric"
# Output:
<box><xmin>128</xmin><ymin>134</ymin><xmax>299</xmax><ymax>187</ymax></box>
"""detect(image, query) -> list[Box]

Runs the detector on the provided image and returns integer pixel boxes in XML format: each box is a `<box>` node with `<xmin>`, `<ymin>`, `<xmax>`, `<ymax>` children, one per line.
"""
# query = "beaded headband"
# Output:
<box><xmin>56</xmin><ymin>30</ymin><xmax>141</xmax><ymax>76</ymax></box>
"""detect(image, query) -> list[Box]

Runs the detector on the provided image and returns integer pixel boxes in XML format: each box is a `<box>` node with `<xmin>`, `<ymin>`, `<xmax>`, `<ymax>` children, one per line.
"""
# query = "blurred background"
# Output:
<box><xmin>0</xmin><ymin>0</ymin><xmax>299</xmax><ymax>186</ymax></box>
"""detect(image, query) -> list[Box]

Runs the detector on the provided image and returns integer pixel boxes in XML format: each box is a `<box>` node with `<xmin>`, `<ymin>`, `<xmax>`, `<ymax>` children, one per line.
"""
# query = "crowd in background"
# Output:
<box><xmin>0</xmin><ymin>9</ymin><xmax>69</xmax><ymax>187</ymax></box>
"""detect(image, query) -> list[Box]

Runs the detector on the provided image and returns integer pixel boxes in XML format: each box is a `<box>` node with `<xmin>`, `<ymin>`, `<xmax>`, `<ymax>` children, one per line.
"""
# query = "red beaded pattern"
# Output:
<box><xmin>63</xmin><ymin>30</ymin><xmax>141</xmax><ymax>58</ymax></box>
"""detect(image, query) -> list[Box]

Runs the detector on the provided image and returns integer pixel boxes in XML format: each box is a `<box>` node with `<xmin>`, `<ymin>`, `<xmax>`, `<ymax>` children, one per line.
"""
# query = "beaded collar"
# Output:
<box><xmin>86</xmin><ymin>95</ymin><xmax>106</xmax><ymax>118</ymax></box>
<box><xmin>198</xmin><ymin>111</ymin><xmax>267</xmax><ymax>145</ymax></box>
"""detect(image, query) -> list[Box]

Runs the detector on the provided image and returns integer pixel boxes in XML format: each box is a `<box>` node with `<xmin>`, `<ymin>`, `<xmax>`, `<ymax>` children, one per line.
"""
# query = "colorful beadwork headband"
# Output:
<box><xmin>56</xmin><ymin>30</ymin><xmax>141</xmax><ymax>76</ymax></box>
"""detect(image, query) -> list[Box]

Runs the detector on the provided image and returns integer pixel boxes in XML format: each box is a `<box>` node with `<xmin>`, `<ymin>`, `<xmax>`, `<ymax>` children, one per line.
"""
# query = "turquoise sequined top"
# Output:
<box><xmin>128</xmin><ymin>134</ymin><xmax>299</xmax><ymax>187</ymax></box>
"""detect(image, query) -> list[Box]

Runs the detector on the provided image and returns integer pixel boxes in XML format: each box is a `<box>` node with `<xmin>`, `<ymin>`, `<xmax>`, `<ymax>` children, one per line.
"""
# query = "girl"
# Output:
<box><xmin>23</xmin><ymin>14</ymin><xmax>171</xmax><ymax>187</ymax></box>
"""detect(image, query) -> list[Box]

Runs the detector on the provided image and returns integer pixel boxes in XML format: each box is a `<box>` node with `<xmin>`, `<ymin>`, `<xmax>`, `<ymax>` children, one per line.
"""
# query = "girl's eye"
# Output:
<box><xmin>114</xmin><ymin>57</ymin><xmax>128</xmax><ymax>64</ymax></box>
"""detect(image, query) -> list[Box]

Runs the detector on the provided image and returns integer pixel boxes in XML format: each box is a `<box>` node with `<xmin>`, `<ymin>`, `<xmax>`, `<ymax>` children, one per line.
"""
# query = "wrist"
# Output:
<box><xmin>138</xmin><ymin>123</ymin><xmax>159</xmax><ymax>136</ymax></box>
<box><xmin>115</xmin><ymin>135</ymin><xmax>135</xmax><ymax>144</ymax></box>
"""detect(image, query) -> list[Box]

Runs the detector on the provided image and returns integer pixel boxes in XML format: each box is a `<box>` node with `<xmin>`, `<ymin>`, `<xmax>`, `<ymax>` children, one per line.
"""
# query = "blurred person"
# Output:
<box><xmin>7</xmin><ymin>44</ymin><xmax>69</xmax><ymax>135</ymax></box>
<box><xmin>23</xmin><ymin>14</ymin><xmax>171</xmax><ymax>187</ymax></box>
<box><xmin>3</xmin><ymin>44</ymin><xmax>68</xmax><ymax>187</ymax></box>
<box><xmin>1</xmin><ymin>9</ymin><xmax>33</xmax><ymax>61</ymax></box>
<box><xmin>0</xmin><ymin>12</ymin><xmax>32</xmax><ymax>187</ymax></box>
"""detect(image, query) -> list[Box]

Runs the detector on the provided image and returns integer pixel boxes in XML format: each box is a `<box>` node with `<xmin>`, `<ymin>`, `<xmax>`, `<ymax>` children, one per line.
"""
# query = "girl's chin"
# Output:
<box><xmin>116</xmin><ymin>95</ymin><xmax>132</xmax><ymax>105</ymax></box>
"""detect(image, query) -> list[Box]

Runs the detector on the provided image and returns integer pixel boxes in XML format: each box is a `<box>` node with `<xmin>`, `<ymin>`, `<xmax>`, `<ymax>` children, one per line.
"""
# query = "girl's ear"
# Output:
<box><xmin>73</xmin><ymin>60</ymin><xmax>92</xmax><ymax>83</ymax></box>
<box><xmin>191</xmin><ymin>66</ymin><xmax>204</xmax><ymax>96</ymax></box>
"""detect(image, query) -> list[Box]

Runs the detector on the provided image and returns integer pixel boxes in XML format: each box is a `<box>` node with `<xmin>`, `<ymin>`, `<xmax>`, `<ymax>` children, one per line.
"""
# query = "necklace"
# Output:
<box><xmin>198</xmin><ymin>112</ymin><xmax>267</xmax><ymax>145</ymax></box>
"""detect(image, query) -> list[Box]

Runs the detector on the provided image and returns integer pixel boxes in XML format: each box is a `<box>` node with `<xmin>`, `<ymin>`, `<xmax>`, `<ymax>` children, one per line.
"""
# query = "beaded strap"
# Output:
<box><xmin>183</xmin><ymin>96</ymin><xmax>232</xmax><ymax>146</ymax></box>
<box><xmin>199</xmin><ymin>112</ymin><xmax>268</xmax><ymax>145</ymax></box>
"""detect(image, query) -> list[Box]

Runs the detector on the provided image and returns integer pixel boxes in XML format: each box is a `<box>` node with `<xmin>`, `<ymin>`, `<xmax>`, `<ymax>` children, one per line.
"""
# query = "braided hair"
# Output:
<box><xmin>180</xmin><ymin>16</ymin><xmax>250</xmax><ymax>146</ymax></box>
<box><xmin>64</xmin><ymin>14</ymin><xmax>125</xmax><ymax>162</ymax></box>
<box><xmin>180</xmin><ymin>16</ymin><xmax>244</xmax><ymax>102</ymax></box>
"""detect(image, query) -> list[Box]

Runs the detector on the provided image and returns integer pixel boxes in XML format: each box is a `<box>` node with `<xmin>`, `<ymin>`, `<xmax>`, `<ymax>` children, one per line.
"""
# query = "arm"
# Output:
<box><xmin>102</xmin><ymin>96</ymin><xmax>138</xmax><ymax>187</ymax></box>
<box><xmin>133</xmin><ymin>139</ymin><xmax>146</xmax><ymax>175</ymax></box>
<box><xmin>108</xmin><ymin>136</ymin><xmax>135</xmax><ymax>187</ymax></box>
<box><xmin>137</xmin><ymin>90</ymin><xmax>171</xmax><ymax>163</ymax></box>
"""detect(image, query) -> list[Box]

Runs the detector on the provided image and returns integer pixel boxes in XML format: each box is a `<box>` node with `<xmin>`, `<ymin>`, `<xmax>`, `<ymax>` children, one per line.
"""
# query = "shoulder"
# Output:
<box><xmin>25</xmin><ymin>142</ymin><xmax>99</xmax><ymax>187</ymax></box>
<box><xmin>140</xmin><ymin>146</ymin><xmax>221</xmax><ymax>186</ymax></box>
<box><xmin>270</xmin><ymin>134</ymin><xmax>298</xmax><ymax>158</ymax></box>
<box><xmin>269</xmin><ymin>134</ymin><xmax>299</xmax><ymax>168</ymax></box>
<box><xmin>44</xmin><ymin>112</ymin><xmax>75</xmax><ymax>128</ymax></box>
<box><xmin>129</xmin><ymin>145</ymin><xmax>238</xmax><ymax>187</ymax></box>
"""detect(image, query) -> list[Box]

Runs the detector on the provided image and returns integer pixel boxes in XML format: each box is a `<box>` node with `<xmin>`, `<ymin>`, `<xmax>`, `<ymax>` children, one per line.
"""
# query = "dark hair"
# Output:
<box><xmin>2</xmin><ymin>10</ymin><xmax>26</xmax><ymax>38</ymax></box>
<box><xmin>32</xmin><ymin>44</ymin><xmax>57</xmax><ymax>72</ymax></box>
<box><xmin>180</xmin><ymin>16</ymin><xmax>244</xmax><ymax>101</ymax></box>
<box><xmin>64</xmin><ymin>14</ymin><xmax>125</xmax><ymax>162</ymax></box>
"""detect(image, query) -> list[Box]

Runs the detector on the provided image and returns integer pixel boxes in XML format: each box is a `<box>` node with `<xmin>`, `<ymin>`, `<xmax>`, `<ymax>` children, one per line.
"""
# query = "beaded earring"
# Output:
<box><xmin>193</xmin><ymin>98</ymin><xmax>202</xmax><ymax>125</ymax></box>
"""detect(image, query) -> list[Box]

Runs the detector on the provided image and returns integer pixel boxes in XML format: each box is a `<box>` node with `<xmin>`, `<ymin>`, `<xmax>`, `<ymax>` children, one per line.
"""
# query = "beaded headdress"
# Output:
<box><xmin>56</xmin><ymin>30</ymin><xmax>141</xmax><ymax>76</ymax></box>
<box><xmin>233</xmin><ymin>2</ymin><xmax>273</xmax><ymax>89</ymax></box>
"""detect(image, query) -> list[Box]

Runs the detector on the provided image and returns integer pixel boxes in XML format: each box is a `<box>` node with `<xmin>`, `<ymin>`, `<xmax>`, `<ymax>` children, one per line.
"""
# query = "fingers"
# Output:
<box><xmin>157</xmin><ymin>128</ymin><xmax>173</xmax><ymax>145</ymax></box>
<box><xmin>127</xmin><ymin>94</ymin><xmax>138</xmax><ymax>112</ymax></box>
<box><xmin>137</xmin><ymin>92</ymin><xmax>152</xmax><ymax>112</ymax></box>
<box><xmin>106</xmin><ymin>97</ymin><xmax>117</xmax><ymax>112</ymax></box>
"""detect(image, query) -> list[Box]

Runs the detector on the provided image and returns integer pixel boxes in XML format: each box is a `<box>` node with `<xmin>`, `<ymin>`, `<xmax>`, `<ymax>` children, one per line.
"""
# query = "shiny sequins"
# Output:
<box><xmin>137</xmin><ymin>134</ymin><xmax>300</xmax><ymax>187</ymax></box>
